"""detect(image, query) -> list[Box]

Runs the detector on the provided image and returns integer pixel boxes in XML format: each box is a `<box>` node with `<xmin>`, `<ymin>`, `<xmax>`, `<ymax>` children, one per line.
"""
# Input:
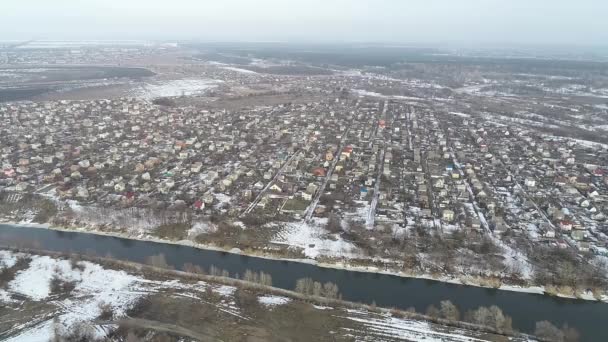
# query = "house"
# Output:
<box><xmin>269</xmin><ymin>183</ymin><xmax>282</xmax><ymax>193</ymax></box>
<box><xmin>15</xmin><ymin>182</ymin><xmax>29</xmax><ymax>192</ymax></box>
<box><xmin>577</xmin><ymin>241</ymin><xmax>590</xmax><ymax>253</ymax></box>
<box><xmin>302</xmin><ymin>191</ymin><xmax>313</xmax><ymax>201</ymax></box>
<box><xmin>571</xmin><ymin>230</ymin><xmax>587</xmax><ymax>241</ymax></box>
<box><xmin>492</xmin><ymin>216</ymin><xmax>509</xmax><ymax>234</ymax></box>
<box><xmin>313</xmin><ymin>167</ymin><xmax>326</xmax><ymax>177</ymax></box>
<box><xmin>203</xmin><ymin>194</ymin><xmax>214</xmax><ymax>204</ymax></box>
<box><xmin>559</xmin><ymin>220</ymin><xmax>573</xmax><ymax>232</ymax></box>
<box><xmin>76</xmin><ymin>187</ymin><xmax>89</xmax><ymax>198</ymax></box>
<box><xmin>542</xmin><ymin>227</ymin><xmax>556</xmax><ymax>238</ymax></box>
<box><xmin>257</xmin><ymin>196</ymin><xmax>270</xmax><ymax>209</ymax></box>
<box><xmin>524</xmin><ymin>178</ymin><xmax>536</xmax><ymax>188</ymax></box>
<box><xmin>191</xmin><ymin>162</ymin><xmax>203</xmax><ymax>173</ymax></box>
<box><xmin>359</xmin><ymin>186</ymin><xmax>368</xmax><ymax>199</ymax></box>
<box><xmin>468</xmin><ymin>217</ymin><xmax>482</xmax><ymax>230</ymax></box>
<box><xmin>420</xmin><ymin>209</ymin><xmax>432</xmax><ymax>218</ymax></box>
<box><xmin>442</xmin><ymin>209</ymin><xmax>455</xmax><ymax>222</ymax></box>
<box><xmin>306</xmin><ymin>183</ymin><xmax>318</xmax><ymax>195</ymax></box>
<box><xmin>193</xmin><ymin>200</ymin><xmax>204</xmax><ymax>210</ymax></box>
<box><xmin>592</xmin><ymin>168</ymin><xmax>605</xmax><ymax>177</ymax></box>
<box><xmin>434</xmin><ymin>178</ymin><xmax>445</xmax><ymax>188</ymax></box>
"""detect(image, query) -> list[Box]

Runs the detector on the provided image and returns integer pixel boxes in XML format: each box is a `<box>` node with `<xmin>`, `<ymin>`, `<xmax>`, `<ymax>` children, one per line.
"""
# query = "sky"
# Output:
<box><xmin>2</xmin><ymin>0</ymin><xmax>607</xmax><ymax>46</ymax></box>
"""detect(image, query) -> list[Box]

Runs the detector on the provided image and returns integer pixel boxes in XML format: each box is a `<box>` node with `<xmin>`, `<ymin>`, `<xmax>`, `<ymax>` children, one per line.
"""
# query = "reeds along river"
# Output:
<box><xmin>0</xmin><ymin>224</ymin><xmax>606</xmax><ymax>341</ymax></box>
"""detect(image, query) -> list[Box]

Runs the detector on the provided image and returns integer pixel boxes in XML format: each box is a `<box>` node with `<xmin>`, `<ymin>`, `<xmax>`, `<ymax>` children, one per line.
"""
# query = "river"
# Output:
<box><xmin>0</xmin><ymin>224</ymin><xmax>605</xmax><ymax>341</ymax></box>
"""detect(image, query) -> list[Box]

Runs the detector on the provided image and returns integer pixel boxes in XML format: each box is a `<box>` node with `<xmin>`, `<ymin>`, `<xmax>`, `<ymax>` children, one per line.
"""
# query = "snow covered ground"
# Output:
<box><xmin>135</xmin><ymin>79</ymin><xmax>221</xmax><ymax>99</ymax></box>
<box><xmin>0</xmin><ymin>251</ymin><xmax>237</xmax><ymax>341</ymax></box>
<box><xmin>257</xmin><ymin>295</ymin><xmax>291</xmax><ymax>307</ymax></box>
<box><xmin>3</xmin><ymin>253</ymin><xmax>143</xmax><ymax>341</ymax></box>
<box><xmin>352</xmin><ymin>89</ymin><xmax>422</xmax><ymax>101</ymax></box>
<box><xmin>221</xmin><ymin>66</ymin><xmax>258</xmax><ymax>74</ymax></box>
<box><xmin>0</xmin><ymin>251</ymin><xmax>515</xmax><ymax>342</ymax></box>
<box><xmin>271</xmin><ymin>218</ymin><xmax>359</xmax><ymax>258</ymax></box>
<box><xmin>341</xmin><ymin>309</ymin><xmax>522</xmax><ymax>342</ymax></box>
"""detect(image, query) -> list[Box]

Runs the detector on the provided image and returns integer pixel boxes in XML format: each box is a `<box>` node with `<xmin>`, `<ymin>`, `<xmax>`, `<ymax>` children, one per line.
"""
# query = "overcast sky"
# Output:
<box><xmin>2</xmin><ymin>0</ymin><xmax>607</xmax><ymax>46</ymax></box>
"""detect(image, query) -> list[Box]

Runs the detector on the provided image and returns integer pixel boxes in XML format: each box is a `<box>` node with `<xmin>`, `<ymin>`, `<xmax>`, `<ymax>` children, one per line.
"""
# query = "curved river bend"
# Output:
<box><xmin>0</xmin><ymin>224</ymin><xmax>605</xmax><ymax>341</ymax></box>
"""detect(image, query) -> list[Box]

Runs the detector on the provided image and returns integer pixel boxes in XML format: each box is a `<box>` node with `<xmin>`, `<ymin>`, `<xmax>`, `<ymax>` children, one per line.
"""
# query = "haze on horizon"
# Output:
<box><xmin>2</xmin><ymin>0</ymin><xmax>608</xmax><ymax>47</ymax></box>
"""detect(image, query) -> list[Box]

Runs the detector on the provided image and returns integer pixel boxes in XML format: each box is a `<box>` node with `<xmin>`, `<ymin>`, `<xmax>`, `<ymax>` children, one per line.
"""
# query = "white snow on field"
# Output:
<box><xmin>187</xmin><ymin>221</ymin><xmax>218</xmax><ymax>238</ymax></box>
<box><xmin>15</xmin><ymin>40</ymin><xmax>151</xmax><ymax>49</ymax></box>
<box><xmin>0</xmin><ymin>289</ymin><xmax>15</xmax><ymax>303</ymax></box>
<box><xmin>214</xmin><ymin>193</ymin><xmax>233</xmax><ymax>209</ymax></box>
<box><xmin>9</xmin><ymin>256</ymin><xmax>73</xmax><ymax>300</ymax></box>
<box><xmin>344</xmin><ymin>312</ymin><xmax>487</xmax><ymax>342</ymax></box>
<box><xmin>313</xmin><ymin>304</ymin><xmax>333</xmax><ymax>310</ymax></box>
<box><xmin>0</xmin><ymin>250</ymin><xmax>19</xmax><ymax>269</ymax></box>
<box><xmin>0</xmin><ymin>251</ymin><xmax>526</xmax><ymax>341</ymax></box>
<box><xmin>571</xmin><ymin>138</ymin><xmax>608</xmax><ymax>150</ymax></box>
<box><xmin>213</xmin><ymin>284</ymin><xmax>236</xmax><ymax>297</ymax></box>
<box><xmin>448</xmin><ymin>112</ymin><xmax>471</xmax><ymax>118</ymax></box>
<box><xmin>257</xmin><ymin>295</ymin><xmax>291</xmax><ymax>307</ymax></box>
<box><xmin>3</xmin><ymin>253</ymin><xmax>143</xmax><ymax>340</ymax></box>
<box><xmin>136</xmin><ymin>79</ymin><xmax>221</xmax><ymax>99</ymax></box>
<box><xmin>0</xmin><ymin>251</ymin><xmax>248</xmax><ymax>341</ymax></box>
<box><xmin>352</xmin><ymin>89</ymin><xmax>422</xmax><ymax>101</ymax></box>
<box><xmin>271</xmin><ymin>219</ymin><xmax>359</xmax><ymax>259</ymax></box>
<box><xmin>221</xmin><ymin>66</ymin><xmax>258</xmax><ymax>74</ymax></box>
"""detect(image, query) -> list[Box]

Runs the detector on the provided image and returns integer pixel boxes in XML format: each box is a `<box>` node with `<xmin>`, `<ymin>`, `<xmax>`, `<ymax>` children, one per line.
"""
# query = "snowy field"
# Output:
<box><xmin>134</xmin><ymin>79</ymin><xmax>221</xmax><ymax>99</ymax></box>
<box><xmin>0</xmin><ymin>251</ymin><xmax>516</xmax><ymax>342</ymax></box>
<box><xmin>0</xmin><ymin>251</ymin><xmax>240</xmax><ymax>341</ymax></box>
<box><xmin>221</xmin><ymin>66</ymin><xmax>259</xmax><ymax>74</ymax></box>
<box><xmin>271</xmin><ymin>218</ymin><xmax>359</xmax><ymax>259</ymax></box>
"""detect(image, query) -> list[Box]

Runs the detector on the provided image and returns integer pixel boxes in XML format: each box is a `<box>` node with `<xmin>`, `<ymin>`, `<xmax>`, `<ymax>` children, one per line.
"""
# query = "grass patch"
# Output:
<box><xmin>154</xmin><ymin>223</ymin><xmax>190</xmax><ymax>240</ymax></box>
<box><xmin>282</xmin><ymin>198</ymin><xmax>309</xmax><ymax>211</ymax></box>
<box><xmin>0</xmin><ymin>257</ymin><xmax>31</xmax><ymax>288</ymax></box>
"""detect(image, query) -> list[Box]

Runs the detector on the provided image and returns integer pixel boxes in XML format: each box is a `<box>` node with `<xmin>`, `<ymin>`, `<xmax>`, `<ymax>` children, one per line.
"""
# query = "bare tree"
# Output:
<box><xmin>326</xmin><ymin>213</ymin><xmax>343</xmax><ymax>233</ymax></box>
<box><xmin>465</xmin><ymin>305</ymin><xmax>512</xmax><ymax>333</ymax></box>
<box><xmin>439</xmin><ymin>300</ymin><xmax>460</xmax><ymax>321</ymax></box>
<box><xmin>146</xmin><ymin>253</ymin><xmax>170</xmax><ymax>269</ymax></box>
<box><xmin>561</xmin><ymin>324</ymin><xmax>580</xmax><ymax>342</ymax></box>
<box><xmin>535</xmin><ymin>321</ymin><xmax>564</xmax><ymax>342</ymax></box>
<box><xmin>294</xmin><ymin>278</ymin><xmax>339</xmax><ymax>298</ymax></box>
<box><xmin>426</xmin><ymin>304</ymin><xmax>440</xmax><ymax>319</ymax></box>
<box><xmin>322</xmin><ymin>282</ymin><xmax>339</xmax><ymax>299</ymax></box>
<box><xmin>182</xmin><ymin>262</ymin><xmax>205</xmax><ymax>274</ymax></box>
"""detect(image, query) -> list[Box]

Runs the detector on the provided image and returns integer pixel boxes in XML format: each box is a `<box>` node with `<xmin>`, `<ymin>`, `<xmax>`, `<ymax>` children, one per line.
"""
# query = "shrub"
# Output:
<box><xmin>145</xmin><ymin>254</ymin><xmax>171</xmax><ymax>269</ymax></box>
<box><xmin>182</xmin><ymin>263</ymin><xmax>205</xmax><ymax>274</ymax></box>
<box><xmin>439</xmin><ymin>300</ymin><xmax>460</xmax><ymax>321</ymax></box>
<box><xmin>50</xmin><ymin>274</ymin><xmax>76</xmax><ymax>295</ymax></box>
<box><xmin>97</xmin><ymin>301</ymin><xmax>114</xmax><ymax>321</ymax></box>
<box><xmin>535</xmin><ymin>321</ymin><xmax>564</xmax><ymax>342</ymax></box>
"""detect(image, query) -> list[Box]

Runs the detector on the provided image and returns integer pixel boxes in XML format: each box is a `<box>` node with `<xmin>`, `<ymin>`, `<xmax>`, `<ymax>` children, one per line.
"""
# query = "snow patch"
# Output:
<box><xmin>221</xmin><ymin>66</ymin><xmax>258</xmax><ymax>74</ymax></box>
<box><xmin>271</xmin><ymin>219</ymin><xmax>359</xmax><ymax>259</ymax></box>
<box><xmin>257</xmin><ymin>295</ymin><xmax>291</xmax><ymax>307</ymax></box>
<box><xmin>136</xmin><ymin>79</ymin><xmax>221</xmax><ymax>99</ymax></box>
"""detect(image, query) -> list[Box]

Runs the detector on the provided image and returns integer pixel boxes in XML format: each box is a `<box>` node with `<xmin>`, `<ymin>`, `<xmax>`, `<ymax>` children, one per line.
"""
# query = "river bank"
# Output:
<box><xmin>2</xmin><ymin>219</ymin><xmax>604</xmax><ymax>303</ymax></box>
<box><xmin>2</xmin><ymin>222</ymin><xmax>607</xmax><ymax>341</ymax></box>
<box><xmin>0</xmin><ymin>247</ymin><xmax>534</xmax><ymax>342</ymax></box>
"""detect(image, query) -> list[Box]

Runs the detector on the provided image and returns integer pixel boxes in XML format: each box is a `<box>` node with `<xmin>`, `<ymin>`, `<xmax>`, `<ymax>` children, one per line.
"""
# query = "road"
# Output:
<box><xmin>449</xmin><ymin>150</ymin><xmax>491</xmax><ymax>234</ymax></box>
<box><xmin>366</xmin><ymin>147</ymin><xmax>385</xmax><ymax>229</ymax></box>
<box><xmin>243</xmin><ymin>150</ymin><xmax>300</xmax><ymax>215</ymax></box>
<box><xmin>304</xmin><ymin>127</ymin><xmax>351</xmax><ymax>221</ymax></box>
